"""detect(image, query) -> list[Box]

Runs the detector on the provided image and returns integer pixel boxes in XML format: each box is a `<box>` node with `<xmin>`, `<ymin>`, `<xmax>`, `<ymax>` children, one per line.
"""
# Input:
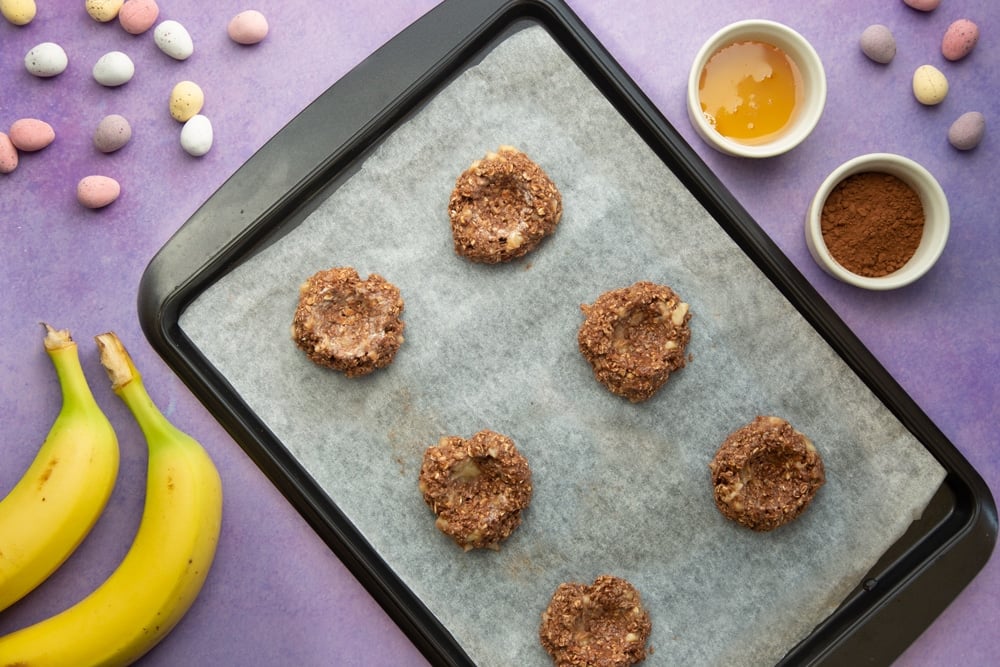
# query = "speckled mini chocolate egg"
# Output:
<box><xmin>24</xmin><ymin>42</ymin><xmax>68</xmax><ymax>78</ymax></box>
<box><xmin>0</xmin><ymin>132</ymin><xmax>18</xmax><ymax>174</ymax></box>
<box><xmin>948</xmin><ymin>112</ymin><xmax>986</xmax><ymax>151</ymax></box>
<box><xmin>227</xmin><ymin>9</ymin><xmax>268</xmax><ymax>45</ymax></box>
<box><xmin>77</xmin><ymin>175</ymin><xmax>121</xmax><ymax>209</ymax></box>
<box><xmin>942</xmin><ymin>19</ymin><xmax>979</xmax><ymax>61</ymax></box>
<box><xmin>93</xmin><ymin>114</ymin><xmax>132</xmax><ymax>153</ymax></box>
<box><xmin>118</xmin><ymin>0</ymin><xmax>158</xmax><ymax>34</ymax></box>
<box><xmin>169</xmin><ymin>80</ymin><xmax>205</xmax><ymax>122</ymax></box>
<box><xmin>154</xmin><ymin>19</ymin><xmax>194</xmax><ymax>60</ymax></box>
<box><xmin>8</xmin><ymin>118</ymin><xmax>54</xmax><ymax>151</ymax></box>
<box><xmin>1</xmin><ymin>0</ymin><xmax>37</xmax><ymax>25</ymax></box>
<box><xmin>860</xmin><ymin>24</ymin><xmax>896</xmax><ymax>64</ymax></box>
<box><xmin>912</xmin><ymin>64</ymin><xmax>948</xmax><ymax>105</ymax></box>
<box><xmin>180</xmin><ymin>114</ymin><xmax>213</xmax><ymax>156</ymax></box>
<box><xmin>903</xmin><ymin>0</ymin><xmax>941</xmax><ymax>11</ymax></box>
<box><xmin>92</xmin><ymin>50</ymin><xmax>135</xmax><ymax>87</ymax></box>
<box><xmin>85</xmin><ymin>0</ymin><xmax>123</xmax><ymax>22</ymax></box>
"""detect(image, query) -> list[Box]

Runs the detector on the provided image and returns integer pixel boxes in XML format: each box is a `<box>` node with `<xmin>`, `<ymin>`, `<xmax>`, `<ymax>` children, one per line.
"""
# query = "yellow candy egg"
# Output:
<box><xmin>169</xmin><ymin>81</ymin><xmax>205</xmax><ymax>122</ymax></box>
<box><xmin>912</xmin><ymin>65</ymin><xmax>948</xmax><ymax>105</ymax></box>
<box><xmin>85</xmin><ymin>0</ymin><xmax>124</xmax><ymax>23</ymax></box>
<box><xmin>1</xmin><ymin>0</ymin><xmax>37</xmax><ymax>25</ymax></box>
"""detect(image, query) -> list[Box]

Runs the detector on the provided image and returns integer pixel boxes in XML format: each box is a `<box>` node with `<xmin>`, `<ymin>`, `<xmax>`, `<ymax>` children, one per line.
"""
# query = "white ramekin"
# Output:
<box><xmin>687</xmin><ymin>20</ymin><xmax>827</xmax><ymax>158</ymax></box>
<box><xmin>805</xmin><ymin>153</ymin><xmax>950</xmax><ymax>290</ymax></box>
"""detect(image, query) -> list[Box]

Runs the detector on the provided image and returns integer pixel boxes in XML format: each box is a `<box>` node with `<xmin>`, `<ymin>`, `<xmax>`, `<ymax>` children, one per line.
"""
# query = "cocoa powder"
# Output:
<box><xmin>820</xmin><ymin>172</ymin><xmax>924</xmax><ymax>277</ymax></box>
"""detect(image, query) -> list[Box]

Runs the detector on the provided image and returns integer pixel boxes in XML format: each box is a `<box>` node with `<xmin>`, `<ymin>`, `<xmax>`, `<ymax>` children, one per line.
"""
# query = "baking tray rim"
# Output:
<box><xmin>136</xmin><ymin>1</ymin><xmax>997</xmax><ymax>665</ymax></box>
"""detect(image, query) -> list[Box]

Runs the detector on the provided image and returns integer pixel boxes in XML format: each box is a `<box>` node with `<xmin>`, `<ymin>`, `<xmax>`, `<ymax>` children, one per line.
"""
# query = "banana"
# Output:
<box><xmin>0</xmin><ymin>332</ymin><xmax>223</xmax><ymax>666</ymax></box>
<box><xmin>0</xmin><ymin>324</ymin><xmax>119</xmax><ymax>613</ymax></box>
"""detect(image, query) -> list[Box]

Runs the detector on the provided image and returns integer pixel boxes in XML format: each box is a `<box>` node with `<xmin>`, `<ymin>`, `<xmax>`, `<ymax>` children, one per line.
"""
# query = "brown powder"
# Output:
<box><xmin>820</xmin><ymin>172</ymin><xmax>925</xmax><ymax>277</ymax></box>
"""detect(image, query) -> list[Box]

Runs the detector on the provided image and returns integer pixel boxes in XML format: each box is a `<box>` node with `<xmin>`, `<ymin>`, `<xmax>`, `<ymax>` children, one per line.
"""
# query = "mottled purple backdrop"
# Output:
<box><xmin>1</xmin><ymin>1</ymin><xmax>995</xmax><ymax>665</ymax></box>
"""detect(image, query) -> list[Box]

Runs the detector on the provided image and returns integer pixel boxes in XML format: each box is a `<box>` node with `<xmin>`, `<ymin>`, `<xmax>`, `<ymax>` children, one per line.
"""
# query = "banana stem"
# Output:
<box><xmin>42</xmin><ymin>323</ymin><xmax>99</xmax><ymax>413</ymax></box>
<box><xmin>95</xmin><ymin>332</ymin><xmax>184</xmax><ymax>447</ymax></box>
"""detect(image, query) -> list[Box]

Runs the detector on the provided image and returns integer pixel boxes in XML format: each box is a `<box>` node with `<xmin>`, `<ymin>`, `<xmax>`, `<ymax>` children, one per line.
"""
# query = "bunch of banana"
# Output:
<box><xmin>0</xmin><ymin>331</ymin><xmax>223</xmax><ymax>666</ymax></box>
<box><xmin>0</xmin><ymin>324</ymin><xmax>119</xmax><ymax>613</ymax></box>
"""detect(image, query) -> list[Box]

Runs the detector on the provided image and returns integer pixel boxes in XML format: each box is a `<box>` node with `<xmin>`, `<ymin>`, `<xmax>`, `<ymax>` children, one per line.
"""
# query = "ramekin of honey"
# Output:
<box><xmin>687</xmin><ymin>20</ymin><xmax>826</xmax><ymax>158</ymax></box>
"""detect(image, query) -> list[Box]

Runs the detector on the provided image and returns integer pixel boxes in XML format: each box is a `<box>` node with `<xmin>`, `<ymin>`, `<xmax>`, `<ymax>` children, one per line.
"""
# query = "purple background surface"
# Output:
<box><xmin>1</xmin><ymin>1</ymin><xmax>995</xmax><ymax>665</ymax></box>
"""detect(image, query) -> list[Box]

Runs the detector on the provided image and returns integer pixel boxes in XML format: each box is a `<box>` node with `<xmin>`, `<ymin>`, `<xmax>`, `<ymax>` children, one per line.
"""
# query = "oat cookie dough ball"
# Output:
<box><xmin>291</xmin><ymin>267</ymin><xmax>405</xmax><ymax>377</ymax></box>
<box><xmin>539</xmin><ymin>574</ymin><xmax>652</xmax><ymax>667</ymax></box>
<box><xmin>448</xmin><ymin>145</ymin><xmax>562</xmax><ymax>263</ymax></box>
<box><xmin>418</xmin><ymin>430</ymin><xmax>533</xmax><ymax>551</ymax></box>
<box><xmin>709</xmin><ymin>416</ymin><xmax>826</xmax><ymax>532</ymax></box>
<box><xmin>578</xmin><ymin>281</ymin><xmax>691</xmax><ymax>402</ymax></box>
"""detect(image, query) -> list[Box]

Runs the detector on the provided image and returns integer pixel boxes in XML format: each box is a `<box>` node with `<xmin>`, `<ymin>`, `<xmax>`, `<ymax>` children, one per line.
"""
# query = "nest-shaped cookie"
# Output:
<box><xmin>709</xmin><ymin>415</ymin><xmax>826</xmax><ymax>531</ymax></box>
<box><xmin>418</xmin><ymin>430</ymin><xmax>533</xmax><ymax>550</ymax></box>
<box><xmin>577</xmin><ymin>281</ymin><xmax>691</xmax><ymax>402</ymax></box>
<box><xmin>291</xmin><ymin>267</ymin><xmax>405</xmax><ymax>377</ymax></box>
<box><xmin>539</xmin><ymin>574</ymin><xmax>652</xmax><ymax>667</ymax></box>
<box><xmin>448</xmin><ymin>145</ymin><xmax>562</xmax><ymax>263</ymax></box>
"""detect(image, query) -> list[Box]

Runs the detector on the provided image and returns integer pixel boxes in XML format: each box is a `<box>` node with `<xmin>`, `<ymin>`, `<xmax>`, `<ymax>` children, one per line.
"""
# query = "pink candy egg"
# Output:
<box><xmin>77</xmin><ymin>175</ymin><xmax>121</xmax><ymax>208</ymax></box>
<box><xmin>903</xmin><ymin>0</ymin><xmax>941</xmax><ymax>11</ymax></box>
<box><xmin>118</xmin><ymin>0</ymin><xmax>158</xmax><ymax>35</ymax></box>
<box><xmin>8</xmin><ymin>118</ymin><xmax>55</xmax><ymax>152</ymax></box>
<box><xmin>0</xmin><ymin>133</ymin><xmax>18</xmax><ymax>174</ymax></box>
<box><xmin>942</xmin><ymin>19</ymin><xmax>979</xmax><ymax>61</ymax></box>
<box><xmin>227</xmin><ymin>10</ymin><xmax>268</xmax><ymax>45</ymax></box>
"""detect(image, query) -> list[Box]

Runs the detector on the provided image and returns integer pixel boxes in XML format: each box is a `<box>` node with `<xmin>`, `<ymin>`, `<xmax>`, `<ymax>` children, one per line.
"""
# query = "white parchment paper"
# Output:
<box><xmin>180</xmin><ymin>26</ymin><xmax>945</xmax><ymax>666</ymax></box>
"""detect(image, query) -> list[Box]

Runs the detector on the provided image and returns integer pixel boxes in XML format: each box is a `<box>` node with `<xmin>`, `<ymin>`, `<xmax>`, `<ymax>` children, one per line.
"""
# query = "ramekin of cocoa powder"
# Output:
<box><xmin>805</xmin><ymin>153</ymin><xmax>949</xmax><ymax>290</ymax></box>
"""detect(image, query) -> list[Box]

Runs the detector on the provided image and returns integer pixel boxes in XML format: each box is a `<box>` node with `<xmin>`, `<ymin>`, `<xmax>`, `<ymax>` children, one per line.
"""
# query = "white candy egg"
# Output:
<box><xmin>180</xmin><ymin>114</ymin><xmax>213</xmax><ymax>156</ymax></box>
<box><xmin>24</xmin><ymin>42</ymin><xmax>68</xmax><ymax>78</ymax></box>
<box><xmin>154</xmin><ymin>20</ymin><xmax>194</xmax><ymax>60</ymax></box>
<box><xmin>93</xmin><ymin>51</ymin><xmax>135</xmax><ymax>87</ymax></box>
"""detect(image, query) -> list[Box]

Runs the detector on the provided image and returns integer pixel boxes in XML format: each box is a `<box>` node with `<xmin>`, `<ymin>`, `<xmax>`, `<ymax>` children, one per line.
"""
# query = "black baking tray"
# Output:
<box><xmin>137</xmin><ymin>0</ymin><xmax>996</xmax><ymax>664</ymax></box>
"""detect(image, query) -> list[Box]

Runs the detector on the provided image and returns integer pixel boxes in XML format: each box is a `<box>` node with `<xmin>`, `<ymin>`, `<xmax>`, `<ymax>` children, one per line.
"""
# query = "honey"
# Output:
<box><xmin>698</xmin><ymin>40</ymin><xmax>803</xmax><ymax>144</ymax></box>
